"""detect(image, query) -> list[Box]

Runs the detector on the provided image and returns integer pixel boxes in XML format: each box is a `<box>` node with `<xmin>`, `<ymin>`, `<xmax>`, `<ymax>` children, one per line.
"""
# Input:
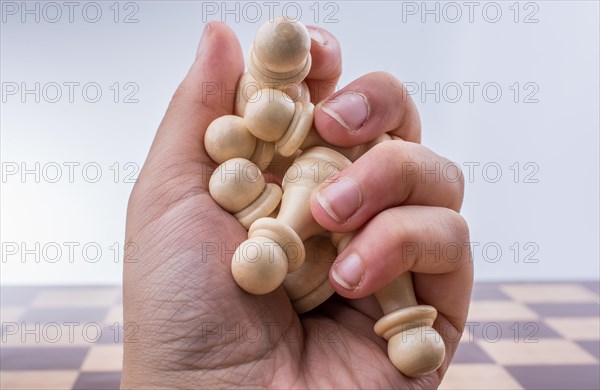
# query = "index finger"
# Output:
<box><xmin>305</xmin><ymin>26</ymin><xmax>343</xmax><ymax>104</ymax></box>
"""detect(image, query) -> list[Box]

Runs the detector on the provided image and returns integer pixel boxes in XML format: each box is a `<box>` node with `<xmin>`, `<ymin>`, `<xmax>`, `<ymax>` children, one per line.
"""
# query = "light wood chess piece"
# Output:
<box><xmin>204</xmin><ymin>115</ymin><xmax>275</xmax><ymax>170</ymax></box>
<box><xmin>209</xmin><ymin>158</ymin><xmax>282</xmax><ymax>229</ymax></box>
<box><xmin>231</xmin><ymin>147</ymin><xmax>351</xmax><ymax>295</ymax></box>
<box><xmin>279</xmin><ymin>232</ymin><xmax>350</xmax><ymax>314</ymax></box>
<box><xmin>374</xmin><ymin>273</ymin><xmax>446</xmax><ymax>377</ymax></box>
<box><xmin>247</xmin><ymin>17</ymin><xmax>312</xmax><ymax>87</ymax></box>
<box><xmin>236</xmin><ymin>17</ymin><xmax>314</xmax><ymax>155</ymax></box>
<box><xmin>283</xmin><ymin>234</ymin><xmax>337</xmax><ymax>313</ymax></box>
<box><xmin>244</xmin><ymin>88</ymin><xmax>314</xmax><ymax>157</ymax></box>
<box><xmin>205</xmin><ymin>91</ymin><xmax>314</xmax><ymax>167</ymax></box>
<box><xmin>335</xmin><ymin>233</ymin><xmax>446</xmax><ymax>377</ymax></box>
<box><xmin>234</xmin><ymin>71</ymin><xmax>310</xmax><ymax>117</ymax></box>
<box><xmin>208</xmin><ymin>17</ymin><xmax>313</xmax><ymax>169</ymax></box>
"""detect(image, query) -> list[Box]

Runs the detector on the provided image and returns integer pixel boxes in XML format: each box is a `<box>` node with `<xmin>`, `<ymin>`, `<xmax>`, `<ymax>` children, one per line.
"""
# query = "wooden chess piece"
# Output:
<box><xmin>209</xmin><ymin>158</ymin><xmax>282</xmax><ymax>229</ymax></box>
<box><xmin>283</xmin><ymin>234</ymin><xmax>337</xmax><ymax>313</ymax></box>
<box><xmin>248</xmin><ymin>17</ymin><xmax>312</xmax><ymax>87</ymax></box>
<box><xmin>374</xmin><ymin>273</ymin><xmax>446</xmax><ymax>377</ymax></box>
<box><xmin>204</xmin><ymin>115</ymin><xmax>274</xmax><ymax>171</ymax></box>
<box><xmin>234</xmin><ymin>71</ymin><xmax>310</xmax><ymax>117</ymax></box>
<box><xmin>335</xmin><ymin>234</ymin><xmax>446</xmax><ymax>377</ymax></box>
<box><xmin>231</xmin><ymin>147</ymin><xmax>351</xmax><ymax>295</ymax></box>
<box><xmin>280</xmin><ymin>232</ymin><xmax>348</xmax><ymax>314</ymax></box>
<box><xmin>244</xmin><ymin>88</ymin><xmax>314</xmax><ymax>157</ymax></box>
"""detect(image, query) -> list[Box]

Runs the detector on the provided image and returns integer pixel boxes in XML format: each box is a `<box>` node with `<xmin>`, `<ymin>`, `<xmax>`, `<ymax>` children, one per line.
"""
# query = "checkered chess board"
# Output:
<box><xmin>1</xmin><ymin>282</ymin><xmax>599</xmax><ymax>389</ymax></box>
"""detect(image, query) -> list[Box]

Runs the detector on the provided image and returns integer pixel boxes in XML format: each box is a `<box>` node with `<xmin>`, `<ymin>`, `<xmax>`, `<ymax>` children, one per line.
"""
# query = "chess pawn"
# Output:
<box><xmin>248</xmin><ymin>17</ymin><xmax>312</xmax><ymax>87</ymax></box>
<box><xmin>231</xmin><ymin>147</ymin><xmax>351</xmax><ymax>295</ymax></box>
<box><xmin>280</xmin><ymin>232</ymin><xmax>349</xmax><ymax>313</ymax></box>
<box><xmin>204</xmin><ymin>115</ymin><xmax>274</xmax><ymax>171</ymax></box>
<box><xmin>334</xmin><ymin>233</ymin><xmax>445</xmax><ymax>377</ymax></box>
<box><xmin>374</xmin><ymin>274</ymin><xmax>446</xmax><ymax>377</ymax></box>
<box><xmin>234</xmin><ymin>71</ymin><xmax>310</xmax><ymax>117</ymax></box>
<box><xmin>209</xmin><ymin>158</ymin><xmax>282</xmax><ymax>229</ymax></box>
<box><xmin>278</xmin><ymin>232</ymin><xmax>351</xmax><ymax>314</ymax></box>
<box><xmin>283</xmin><ymin>234</ymin><xmax>337</xmax><ymax>313</ymax></box>
<box><xmin>244</xmin><ymin>88</ymin><xmax>314</xmax><ymax>157</ymax></box>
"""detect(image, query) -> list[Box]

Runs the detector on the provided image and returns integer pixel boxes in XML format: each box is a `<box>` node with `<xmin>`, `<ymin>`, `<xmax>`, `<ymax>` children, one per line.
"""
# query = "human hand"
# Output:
<box><xmin>122</xmin><ymin>21</ymin><xmax>472</xmax><ymax>389</ymax></box>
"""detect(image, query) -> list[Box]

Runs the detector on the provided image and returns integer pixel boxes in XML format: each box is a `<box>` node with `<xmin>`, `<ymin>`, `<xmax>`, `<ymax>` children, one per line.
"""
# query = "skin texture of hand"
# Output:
<box><xmin>122</xmin><ymin>22</ymin><xmax>473</xmax><ymax>389</ymax></box>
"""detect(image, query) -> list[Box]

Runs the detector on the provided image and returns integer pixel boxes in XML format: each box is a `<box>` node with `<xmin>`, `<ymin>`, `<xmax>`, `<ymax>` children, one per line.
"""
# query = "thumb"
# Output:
<box><xmin>146</xmin><ymin>22</ymin><xmax>244</xmax><ymax>171</ymax></box>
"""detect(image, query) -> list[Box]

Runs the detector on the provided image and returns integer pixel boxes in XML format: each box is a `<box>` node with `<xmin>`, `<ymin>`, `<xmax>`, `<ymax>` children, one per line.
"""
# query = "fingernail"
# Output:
<box><xmin>332</xmin><ymin>253</ymin><xmax>364</xmax><ymax>290</ymax></box>
<box><xmin>320</xmin><ymin>92</ymin><xmax>369</xmax><ymax>132</ymax></box>
<box><xmin>308</xmin><ymin>27</ymin><xmax>326</xmax><ymax>45</ymax></box>
<box><xmin>196</xmin><ymin>23</ymin><xmax>212</xmax><ymax>57</ymax></box>
<box><xmin>315</xmin><ymin>177</ymin><xmax>361</xmax><ymax>222</ymax></box>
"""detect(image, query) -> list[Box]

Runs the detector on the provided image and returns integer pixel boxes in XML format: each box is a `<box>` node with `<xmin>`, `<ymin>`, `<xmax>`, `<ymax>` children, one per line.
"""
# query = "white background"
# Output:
<box><xmin>1</xmin><ymin>1</ymin><xmax>598</xmax><ymax>285</ymax></box>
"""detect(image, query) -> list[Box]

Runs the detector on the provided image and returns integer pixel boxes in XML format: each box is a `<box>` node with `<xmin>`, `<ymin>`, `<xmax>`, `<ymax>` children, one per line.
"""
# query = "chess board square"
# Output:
<box><xmin>20</xmin><ymin>307</ymin><xmax>109</xmax><ymax>323</ymax></box>
<box><xmin>452</xmin><ymin>342</ymin><xmax>494</xmax><ymax>364</ymax></box>
<box><xmin>467</xmin><ymin>301</ymin><xmax>538</xmax><ymax>322</ymax></box>
<box><xmin>96</xmin><ymin>325</ymin><xmax>125</xmax><ymax>345</ymax></box>
<box><xmin>477</xmin><ymin>339</ymin><xmax>598</xmax><ymax>365</ymax></box>
<box><xmin>577</xmin><ymin>340</ymin><xmax>600</xmax><ymax>360</ymax></box>
<box><xmin>1</xmin><ymin>321</ymin><xmax>106</xmax><ymax>347</ymax></box>
<box><xmin>1</xmin><ymin>306</ymin><xmax>25</xmax><ymax>322</ymax></box>
<box><xmin>32</xmin><ymin>287</ymin><xmax>120</xmax><ymax>308</ymax></box>
<box><xmin>0</xmin><ymin>370</ymin><xmax>79</xmax><ymax>389</ymax></box>
<box><xmin>528</xmin><ymin>303</ymin><xmax>600</xmax><ymax>317</ymax></box>
<box><xmin>81</xmin><ymin>345</ymin><xmax>123</xmax><ymax>372</ymax></box>
<box><xmin>0</xmin><ymin>347</ymin><xmax>88</xmax><ymax>370</ymax></box>
<box><xmin>1</xmin><ymin>286</ymin><xmax>42</xmax><ymax>306</ymax></box>
<box><xmin>471</xmin><ymin>283</ymin><xmax>510</xmax><ymax>301</ymax></box>
<box><xmin>506</xmin><ymin>365</ymin><xmax>600</xmax><ymax>390</ymax></box>
<box><xmin>501</xmin><ymin>284</ymin><xmax>599</xmax><ymax>303</ymax></box>
<box><xmin>438</xmin><ymin>363</ymin><xmax>522</xmax><ymax>389</ymax></box>
<box><xmin>467</xmin><ymin>320</ymin><xmax>561</xmax><ymax>342</ymax></box>
<box><xmin>73</xmin><ymin>372</ymin><xmax>121</xmax><ymax>390</ymax></box>
<box><xmin>545</xmin><ymin>317</ymin><xmax>600</xmax><ymax>340</ymax></box>
<box><xmin>581</xmin><ymin>281</ymin><xmax>600</xmax><ymax>294</ymax></box>
<box><xmin>458</xmin><ymin>327</ymin><xmax>474</xmax><ymax>344</ymax></box>
<box><xmin>471</xmin><ymin>288</ymin><xmax>511</xmax><ymax>301</ymax></box>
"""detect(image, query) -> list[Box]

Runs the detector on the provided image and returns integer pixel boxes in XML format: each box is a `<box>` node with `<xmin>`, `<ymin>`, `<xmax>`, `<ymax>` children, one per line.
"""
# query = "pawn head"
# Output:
<box><xmin>231</xmin><ymin>236</ymin><xmax>288</xmax><ymax>295</ymax></box>
<box><xmin>209</xmin><ymin>158</ymin><xmax>265</xmax><ymax>213</ymax></box>
<box><xmin>387</xmin><ymin>326</ymin><xmax>446</xmax><ymax>378</ymax></box>
<box><xmin>254</xmin><ymin>17</ymin><xmax>311</xmax><ymax>74</ymax></box>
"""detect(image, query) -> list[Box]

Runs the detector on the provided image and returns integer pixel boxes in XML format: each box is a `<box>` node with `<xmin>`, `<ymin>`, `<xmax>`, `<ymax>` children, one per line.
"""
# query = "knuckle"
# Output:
<box><xmin>434</xmin><ymin>208</ymin><xmax>472</xmax><ymax>269</ymax></box>
<box><xmin>379</xmin><ymin>210</ymin><xmax>420</xmax><ymax>250</ymax></box>
<box><xmin>444</xmin><ymin>159</ymin><xmax>465</xmax><ymax>210</ymax></box>
<box><xmin>449</xmin><ymin>210</ymin><xmax>470</xmax><ymax>243</ymax></box>
<box><xmin>372</xmin><ymin>138</ymin><xmax>411</xmax><ymax>162</ymax></box>
<box><xmin>367</xmin><ymin>71</ymin><xmax>408</xmax><ymax>101</ymax></box>
<box><xmin>446</xmin><ymin>209</ymin><xmax>471</xmax><ymax>263</ymax></box>
<box><xmin>427</xmin><ymin>149</ymin><xmax>466</xmax><ymax>211</ymax></box>
<box><xmin>368</xmin><ymin>71</ymin><xmax>401</xmax><ymax>87</ymax></box>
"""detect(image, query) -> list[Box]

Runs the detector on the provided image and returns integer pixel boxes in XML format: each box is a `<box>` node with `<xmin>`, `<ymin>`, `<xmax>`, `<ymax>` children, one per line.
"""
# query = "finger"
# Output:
<box><xmin>329</xmin><ymin>205</ymin><xmax>473</xmax><ymax>332</ymax></box>
<box><xmin>305</xmin><ymin>26</ymin><xmax>343</xmax><ymax>104</ymax></box>
<box><xmin>313</xmin><ymin>71</ymin><xmax>421</xmax><ymax>147</ymax></box>
<box><xmin>311</xmin><ymin>140</ymin><xmax>464</xmax><ymax>231</ymax></box>
<box><xmin>147</xmin><ymin>22</ymin><xmax>244</xmax><ymax>167</ymax></box>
